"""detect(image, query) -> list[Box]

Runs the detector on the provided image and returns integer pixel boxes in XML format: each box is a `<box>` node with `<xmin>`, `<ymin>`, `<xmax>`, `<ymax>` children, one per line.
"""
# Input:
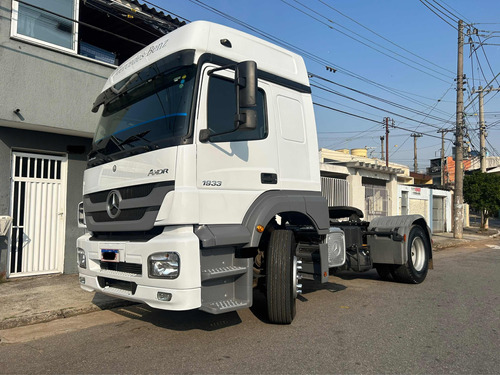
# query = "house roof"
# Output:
<box><xmin>87</xmin><ymin>0</ymin><xmax>186</xmax><ymax>33</ymax></box>
<box><xmin>410</xmin><ymin>171</ymin><xmax>432</xmax><ymax>180</ymax></box>
<box><xmin>127</xmin><ymin>0</ymin><xmax>187</xmax><ymax>29</ymax></box>
<box><xmin>344</xmin><ymin>161</ymin><xmax>403</xmax><ymax>175</ymax></box>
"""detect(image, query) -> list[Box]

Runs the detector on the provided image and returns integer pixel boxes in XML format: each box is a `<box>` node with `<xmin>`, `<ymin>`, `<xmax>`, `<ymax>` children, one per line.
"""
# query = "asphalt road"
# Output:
<box><xmin>1</xmin><ymin>241</ymin><xmax>499</xmax><ymax>374</ymax></box>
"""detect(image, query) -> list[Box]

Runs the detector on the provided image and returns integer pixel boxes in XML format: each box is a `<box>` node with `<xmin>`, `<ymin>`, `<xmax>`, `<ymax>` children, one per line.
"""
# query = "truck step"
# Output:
<box><xmin>201</xmin><ymin>266</ymin><xmax>248</xmax><ymax>281</ymax></box>
<box><xmin>200</xmin><ymin>298</ymin><xmax>250</xmax><ymax>314</ymax></box>
<box><xmin>200</xmin><ymin>248</ymin><xmax>253</xmax><ymax>314</ymax></box>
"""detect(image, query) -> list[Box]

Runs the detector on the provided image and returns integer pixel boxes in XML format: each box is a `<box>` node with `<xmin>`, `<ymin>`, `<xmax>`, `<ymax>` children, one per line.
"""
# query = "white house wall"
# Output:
<box><xmin>398</xmin><ymin>185</ymin><xmax>452</xmax><ymax>233</ymax></box>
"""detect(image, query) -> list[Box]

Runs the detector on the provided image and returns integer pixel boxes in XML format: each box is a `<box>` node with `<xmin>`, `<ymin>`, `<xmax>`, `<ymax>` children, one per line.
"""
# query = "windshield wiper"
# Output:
<box><xmin>118</xmin><ymin>130</ymin><xmax>151</xmax><ymax>147</ymax></box>
<box><xmin>88</xmin><ymin>148</ymin><xmax>112</xmax><ymax>166</ymax></box>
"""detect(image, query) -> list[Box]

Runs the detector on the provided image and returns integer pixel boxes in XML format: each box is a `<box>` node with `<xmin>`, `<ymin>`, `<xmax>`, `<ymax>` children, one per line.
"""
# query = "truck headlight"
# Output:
<box><xmin>148</xmin><ymin>252</ymin><xmax>180</xmax><ymax>279</ymax></box>
<box><xmin>77</xmin><ymin>248</ymin><xmax>87</xmax><ymax>269</ymax></box>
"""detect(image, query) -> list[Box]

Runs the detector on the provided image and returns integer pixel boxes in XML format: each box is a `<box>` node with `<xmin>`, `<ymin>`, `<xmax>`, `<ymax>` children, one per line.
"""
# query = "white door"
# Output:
<box><xmin>195</xmin><ymin>65</ymin><xmax>279</xmax><ymax>224</ymax></box>
<box><xmin>8</xmin><ymin>152</ymin><xmax>67</xmax><ymax>277</ymax></box>
<box><xmin>432</xmin><ymin>196</ymin><xmax>445</xmax><ymax>233</ymax></box>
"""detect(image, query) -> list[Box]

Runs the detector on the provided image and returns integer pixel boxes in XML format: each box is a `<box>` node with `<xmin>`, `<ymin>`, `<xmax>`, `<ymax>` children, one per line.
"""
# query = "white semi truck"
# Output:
<box><xmin>77</xmin><ymin>21</ymin><xmax>432</xmax><ymax>324</ymax></box>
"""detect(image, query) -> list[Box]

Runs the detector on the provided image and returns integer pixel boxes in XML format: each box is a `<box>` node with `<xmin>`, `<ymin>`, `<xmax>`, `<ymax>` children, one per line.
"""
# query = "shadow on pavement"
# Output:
<box><xmin>108</xmin><ymin>279</ymin><xmax>350</xmax><ymax>329</ymax></box>
<box><xmin>110</xmin><ymin>303</ymin><xmax>243</xmax><ymax>332</ymax></box>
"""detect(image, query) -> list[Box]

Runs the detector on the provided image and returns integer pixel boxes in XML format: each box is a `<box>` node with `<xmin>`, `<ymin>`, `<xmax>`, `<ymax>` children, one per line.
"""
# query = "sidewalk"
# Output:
<box><xmin>1</xmin><ymin>225</ymin><xmax>499</xmax><ymax>331</ymax></box>
<box><xmin>432</xmin><ymin>226</ymin><xmax>499</xmax><ymax>249</ymax></box>
<box><xmin>0</xmin><ymin>274</ymin><xmax>134</xmax><ymax>330</ymax></box>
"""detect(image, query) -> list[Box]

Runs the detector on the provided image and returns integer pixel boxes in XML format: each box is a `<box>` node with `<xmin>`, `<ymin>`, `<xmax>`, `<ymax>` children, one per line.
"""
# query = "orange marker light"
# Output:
<box><xmin>256</xmin><ymin>225</ymin><xmax>265</xmax><ymax>233</ymax></box>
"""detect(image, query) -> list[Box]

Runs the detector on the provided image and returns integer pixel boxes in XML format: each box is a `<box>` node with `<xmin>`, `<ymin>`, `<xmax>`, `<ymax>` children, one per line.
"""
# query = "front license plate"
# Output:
<box><xmin>101</xmin><ymin>249</ymin><xmax>119</xmax><ymax>262</ymax></box>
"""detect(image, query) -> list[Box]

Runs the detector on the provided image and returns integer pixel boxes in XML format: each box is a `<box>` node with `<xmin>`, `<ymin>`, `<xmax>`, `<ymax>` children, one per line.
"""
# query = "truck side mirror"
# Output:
<box><xmin>235</xmin><ymin>61</ymin><xmax>257</xmax><ymax>130</ymax></box>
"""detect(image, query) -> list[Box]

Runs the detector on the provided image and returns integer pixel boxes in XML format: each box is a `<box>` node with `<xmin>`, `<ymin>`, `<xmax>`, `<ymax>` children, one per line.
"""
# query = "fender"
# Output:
<box><xmin>242</xmin><ymin>190</ymin><xmax>330</xmax><ymax>248</ymax></box>
<box><xmin>367</xmin><ymin>214</ymin><xmax>433</xmax><ymax>266</ymax></box>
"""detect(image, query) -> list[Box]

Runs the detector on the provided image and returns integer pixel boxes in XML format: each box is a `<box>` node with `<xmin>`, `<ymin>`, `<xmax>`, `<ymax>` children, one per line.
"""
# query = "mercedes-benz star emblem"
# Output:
<box><xmin>106</xmin><ymin>190</ymin><xmax>122</xmax><ymax>219</ymax></box>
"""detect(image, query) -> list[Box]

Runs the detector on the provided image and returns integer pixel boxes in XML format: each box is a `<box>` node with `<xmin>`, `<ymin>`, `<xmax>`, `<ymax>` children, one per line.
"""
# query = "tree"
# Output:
<box><xmin>463</xmin><ymin>171</ymin><xmax>500</xmax><ymax>229</ymax></box>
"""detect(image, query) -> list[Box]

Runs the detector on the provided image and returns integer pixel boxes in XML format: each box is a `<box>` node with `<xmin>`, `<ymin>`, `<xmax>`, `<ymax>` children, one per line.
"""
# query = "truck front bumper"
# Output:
<box><xmin>76</xmin><ymin>225</ymin><xmax>202</xmax><ymax>311</ymax></box>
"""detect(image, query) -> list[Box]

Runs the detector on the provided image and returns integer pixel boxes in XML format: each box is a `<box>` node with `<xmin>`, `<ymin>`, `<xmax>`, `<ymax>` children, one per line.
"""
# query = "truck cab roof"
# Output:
<box><xmin>102</xmin><ymin>20</ymin><xmax>310</xmax><ymax>92</ymax></box>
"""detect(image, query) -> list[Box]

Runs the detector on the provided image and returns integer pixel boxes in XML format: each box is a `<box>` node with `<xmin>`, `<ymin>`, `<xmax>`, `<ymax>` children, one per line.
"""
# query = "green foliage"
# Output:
<box><xmin>463</xmin><ymin>171</ymin><xmax>500</xmax><ymax>218</ymax></box>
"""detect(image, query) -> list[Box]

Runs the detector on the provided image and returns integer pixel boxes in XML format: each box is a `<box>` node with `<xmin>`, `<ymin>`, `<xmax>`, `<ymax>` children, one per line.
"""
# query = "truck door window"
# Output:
<box><xmin>207</xmin><ymin>76</ymin><xmax>267</xmax><ymax>142</ymax></box>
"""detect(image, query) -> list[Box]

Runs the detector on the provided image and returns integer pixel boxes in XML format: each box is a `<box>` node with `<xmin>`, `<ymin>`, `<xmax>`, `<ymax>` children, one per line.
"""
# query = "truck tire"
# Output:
<box><xmin>266</xmin><ymin>229</ymin><xmax>296</xmax><ymax>324</ymax></box>
<box><xmin>392</xmin><ymin>225</ymin><xmax>429</xmax><ymax>284</ymax></box>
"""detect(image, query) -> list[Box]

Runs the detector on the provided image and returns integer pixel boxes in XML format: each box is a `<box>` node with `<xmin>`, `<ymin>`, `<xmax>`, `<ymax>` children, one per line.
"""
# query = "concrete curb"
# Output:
<box><xmin>433</xmin><ymin>232</ymin><xmax>499</xmax><ymax>251</ymax></box>
<box><xmin>433</xmin><ymin>239</ymin><xmax>473</xmax><ymax>250</ymax></box>
<box><xmin>489</xmin><ymin>229</ymin><xmax>500</xmax><ymax>238</ymax></box>
<box><xmin>0</xmin><ymin>300</ymin><xmax>136</xmax><ymax>331</ymax></box>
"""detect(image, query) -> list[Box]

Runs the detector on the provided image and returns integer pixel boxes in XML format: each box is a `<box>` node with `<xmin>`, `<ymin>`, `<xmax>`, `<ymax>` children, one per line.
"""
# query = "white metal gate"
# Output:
<box><xmin>8</xmin><ymin>152</ymin><xmax>67</xmax><ymax>277</ymax></box>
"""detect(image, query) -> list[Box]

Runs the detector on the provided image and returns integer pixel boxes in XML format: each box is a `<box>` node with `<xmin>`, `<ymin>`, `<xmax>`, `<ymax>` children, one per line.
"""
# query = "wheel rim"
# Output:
<box><xmin>411</xmin><ymin>236</ymin><xmax>426</xmax><ymax>271</ymax></box>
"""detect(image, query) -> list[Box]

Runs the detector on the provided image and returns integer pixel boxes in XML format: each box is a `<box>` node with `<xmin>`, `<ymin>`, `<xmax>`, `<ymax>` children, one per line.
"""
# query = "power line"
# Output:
<box><xmin>281</xmin><ymin>0</ymin><xmax>453</xmax><ymax>82</ymax></box>
<box><xmin>419</xmin><ymin>0</ymin><xmax>458</xmax><ymax>30</ymax></box>
<box><xmin>83</xmin><ymin>1</ymin><xmax>164</xmax><ymax>39</ymax></box>
<box><xmin>186</xmin><ymin>0</ymin><xmax>453</xmax><ymax>111</ymax></box>
<box><xmin>439</xmin><ymin>0</ymin><xmax>472</xmax><ymax>23</ymax></box>
<box><xmin>310</xmin><ymin>80</ymin><xmax>452</xmax><ymax>129</ymax></box>
<box><xmin>313</xmin><ymin>97</ymin><xmax>453</xmax><ymax>142</ymax></box>
<box><xmin>317</xmin><ymin>0</ymin><xmax>455</xmax><ymax>76</ymax></box>
<box><xmin>310</xmin><ymin>72</ymin><xmax>454</xmax><ymax>121</ymax></box>
<box><xmin>476</xmin><ymin>35</ymin><xmax>500</xmax><ymax>103</ymax></box>
<box><xmin>16</xmin><ymin>0</ymin><xmax>148</xmax><ymax>47</ymax></box>
<box><xmin>390</xmin><ymin>84</ymin><xmax>454</xmax><ymax>157</ymax></box>
<box><xmin>429</xmin><ymin>0</ymin><xmax>460</xmax><ymax>22</ymax></box>
<box><xmin>312</xmin><ymin>97</ymin><xmax>453</xmax><ymax>143</ymax></box>
<box><xmin>312</xmin><ymin>94</ymin><xmax>382</xmax><ymax>119</ymax></box>
<box><xmin>313</xmin><ymin>102</ymin><xmax>381</xmax><ymax>124</ymax></box>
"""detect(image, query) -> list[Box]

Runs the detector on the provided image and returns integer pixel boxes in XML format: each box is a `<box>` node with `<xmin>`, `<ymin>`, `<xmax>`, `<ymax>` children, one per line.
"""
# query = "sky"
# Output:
<box><xmin>152</xmin><ymin>0</ymin><xmax>500</xmax><ymax>171</ymax></box>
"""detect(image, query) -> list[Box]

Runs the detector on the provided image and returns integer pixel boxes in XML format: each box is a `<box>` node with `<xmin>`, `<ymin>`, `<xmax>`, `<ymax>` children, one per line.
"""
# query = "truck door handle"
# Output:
<box><xmin>261</xmin><ymin>173</ymin><xmax>278</xmax><ymax>184</ymax></box>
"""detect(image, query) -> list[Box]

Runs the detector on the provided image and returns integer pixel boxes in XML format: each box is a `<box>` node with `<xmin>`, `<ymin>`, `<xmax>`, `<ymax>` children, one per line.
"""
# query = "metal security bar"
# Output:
<box><xmin>321</xmin><ymin>177</ymin><xmax>350</xmax><ymax>207</ymax></box>
<box><xmin>364</xmin><ymin>184</ymin><xmax>388</xmax><ymax>221</ymax></box>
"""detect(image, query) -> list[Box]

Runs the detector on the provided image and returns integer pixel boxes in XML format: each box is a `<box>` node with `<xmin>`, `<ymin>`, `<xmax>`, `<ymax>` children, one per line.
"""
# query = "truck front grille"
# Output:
<box><xmin>91</xmin><ymin>207</ymin><xmax>149</xmax><ymax>222</ymax></box>
<box><xmin>83</xmin><ymin>181</ymin><xmax>174</xmax><ymax>232</ymax></box>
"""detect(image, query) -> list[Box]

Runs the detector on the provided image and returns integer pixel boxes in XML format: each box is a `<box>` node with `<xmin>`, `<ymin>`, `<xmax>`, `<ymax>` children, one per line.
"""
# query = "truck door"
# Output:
<box><xmin>195</xmin><ymin>65</ymin><xmax>279</xmax><ymax>224</ymax></box>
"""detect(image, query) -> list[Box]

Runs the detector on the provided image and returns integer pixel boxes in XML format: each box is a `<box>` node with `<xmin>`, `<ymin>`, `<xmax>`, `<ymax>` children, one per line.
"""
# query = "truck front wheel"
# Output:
<box><xmin>392</xmin><ymin>225</ymin><xmax>429</xmax><ymax>284</ymax></box>
<box><xmin>266</xmin><ymin>229</ymin><xmax>297</xmax><ymax>324</ymax></box>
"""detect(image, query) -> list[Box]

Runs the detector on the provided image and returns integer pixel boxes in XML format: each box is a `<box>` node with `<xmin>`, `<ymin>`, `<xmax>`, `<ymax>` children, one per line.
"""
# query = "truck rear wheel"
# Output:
<box><xmin>266</xmin><ymin>229</ymin><xmax>296</xmax><ymax>324</ymax></box>
<box><xmin>392</xmin><ymin>225</ymin><xmax>429</xmax><ymax>284</ymax></box>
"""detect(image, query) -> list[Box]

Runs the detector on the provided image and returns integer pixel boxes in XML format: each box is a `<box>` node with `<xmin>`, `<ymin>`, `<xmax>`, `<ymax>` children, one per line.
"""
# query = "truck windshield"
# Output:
<box><xmin>90</xmin><ymin>64</ymin><xmax>196</xmax><ymax>164</ymax></box>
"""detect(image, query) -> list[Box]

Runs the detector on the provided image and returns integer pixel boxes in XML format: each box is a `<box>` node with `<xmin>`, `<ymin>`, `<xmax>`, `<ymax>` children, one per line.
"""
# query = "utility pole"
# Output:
<box><xmin>384</xmin><ymin>117</ymin><xmax>390</xmax><ymax>167</ymax></box>
<box><xmin>478</xmin><ymin>86</ymin><xmax>487</xmax><ymax>173</ymax></box>
<box><xmin>411</xmin><ymin>133</ymin><xmax>422</xmax><ymax>173</ymax></box>
<box><xmin>470</xmin><ymin>85</ymin><xmax>500</xmax><ymax>229</ymax></box>
<box><xmin>454</xmin><ymin>19</ymin><xmax>464</xmax><ymax>239</ymax></box>
<box><xmin>472</xmin><ymin>85</ymin><xmax>500</xmax><ymax>172</ymax></box>
<box><xmin>380</xmin><ymin>136</ymin><xmax>385</xmax><ymax>161</ymax></box>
